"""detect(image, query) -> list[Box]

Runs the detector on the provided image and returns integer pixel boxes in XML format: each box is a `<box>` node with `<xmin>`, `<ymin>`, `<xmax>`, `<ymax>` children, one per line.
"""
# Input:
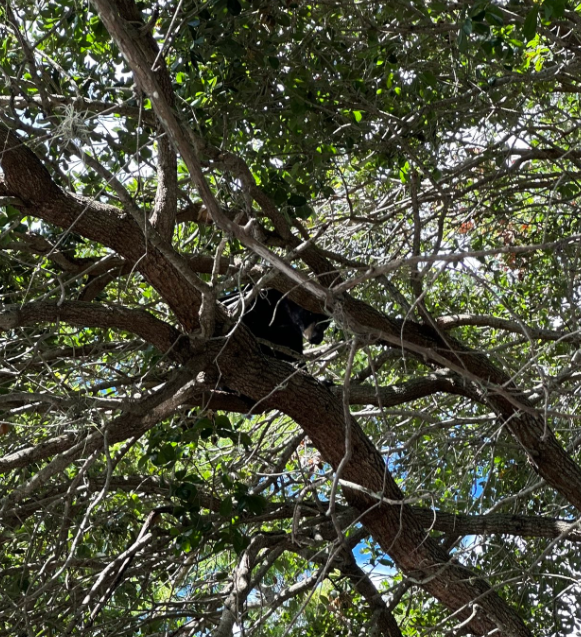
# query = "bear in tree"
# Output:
<box><xmin>227</xmin><ymin>288</ymin><xmax>330</xmax><ymax>363</ymax></box>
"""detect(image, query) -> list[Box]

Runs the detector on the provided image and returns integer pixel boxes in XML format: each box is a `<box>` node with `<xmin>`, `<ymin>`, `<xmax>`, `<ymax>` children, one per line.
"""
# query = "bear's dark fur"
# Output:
<box><xmin>228</xmin><ymin>289</ymin><xmax>330</xmax><ymax>362</ymax></box>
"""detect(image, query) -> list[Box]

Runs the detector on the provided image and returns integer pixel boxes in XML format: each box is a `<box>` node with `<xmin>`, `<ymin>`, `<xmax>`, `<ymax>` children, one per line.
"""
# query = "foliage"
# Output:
<box><xmin>1</xmin><ymin>0</ymin><xmax>581</xmax><ymax>636</ymax></box>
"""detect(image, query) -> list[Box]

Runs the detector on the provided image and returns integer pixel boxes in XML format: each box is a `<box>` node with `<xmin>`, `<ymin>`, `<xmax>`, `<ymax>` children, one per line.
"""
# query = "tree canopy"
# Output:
<box><xmin>2</xmin><ymin>0</ymin><xmax>581</xmax><ymax>635</ymax></box>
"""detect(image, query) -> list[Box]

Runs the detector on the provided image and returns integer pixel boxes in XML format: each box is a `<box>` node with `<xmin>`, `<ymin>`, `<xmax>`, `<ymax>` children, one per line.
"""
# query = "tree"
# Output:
<box><xmin>1</xmin><ymin>0</ymin><xmax>581</xmax><ymax>634</ymax></box>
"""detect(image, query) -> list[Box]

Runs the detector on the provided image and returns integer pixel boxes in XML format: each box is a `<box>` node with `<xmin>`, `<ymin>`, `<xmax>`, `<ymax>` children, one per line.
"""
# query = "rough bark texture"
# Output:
<box><xmin>4</xmin><ymin>1</ymin><xmax>575</xmax><ymax>632</ymax></box>
<box><xmin>0</xmin><ymin>122</ymin><xmax>533</xmax><ymax>633</ymax></box>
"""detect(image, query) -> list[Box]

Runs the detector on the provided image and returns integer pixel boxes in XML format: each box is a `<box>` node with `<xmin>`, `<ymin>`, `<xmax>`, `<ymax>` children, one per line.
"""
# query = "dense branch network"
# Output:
<box><xmin>2</xmin><ymin>0</ymin><xmax>581</xmax><ymax>636</ymax></box>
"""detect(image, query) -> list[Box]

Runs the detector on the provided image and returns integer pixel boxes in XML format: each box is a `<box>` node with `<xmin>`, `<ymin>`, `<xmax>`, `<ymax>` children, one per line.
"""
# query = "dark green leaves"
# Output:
<box><xmin>227</xmin><ymin>0</ymin><xmax>242</xmax><ymax>16</ymax></box>
<box><xmin>287</xmin><ymin>193</ymin><xmax>308</xmax><ymax>207</ymax></box>
<box><xmin>542</xmin><ymin>0</ymin><xmax>567</xmax><ymax>19</ymax></box>
<box><xmin>523</xmin><ymin>7</ymin><xmax>539</xmax><ymax>41</ymax></box>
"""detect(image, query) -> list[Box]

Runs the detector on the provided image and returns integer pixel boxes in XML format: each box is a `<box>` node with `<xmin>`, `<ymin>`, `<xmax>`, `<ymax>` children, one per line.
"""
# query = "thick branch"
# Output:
<box><xmin>410</xmin><ymin>507</ymin><xmax>581</xmax><ymax>543</ymax></box>
<box><xmin>437</xmin><ymin>313</ymin><xmax>581</xmax><ymax>344</ymax></box>
<box><xmin>0</xmin><ymin>360</ymin><xmax>209</xmax><ymax>475</ymax></box>
<box><xmin>0</xmin><ymin>125</ymin><xmax>207</xmax><ymax>330</ymax></box>
<box><xmin>90</xmin><ymin>0</ymin><xmax>331</xmax><ymax>307</ymax></box>
<box><xmin>341</xmin><ymin>295</ymin><xmax>581</xmax><ymax>514</ymax></box>
<box><xmin>0</xmin><ymin>300</ymin><xmax>188</xmax><ymax>362</ymax></box>
<box><xmin>346</xmin><ymin>373</ymin><xmax>469</xmax><ymax>407</ymax></box>
<box><xmin>212</xmin><ymin>329</ymin><xmax>532</xmax><ymax>637</ymax></box>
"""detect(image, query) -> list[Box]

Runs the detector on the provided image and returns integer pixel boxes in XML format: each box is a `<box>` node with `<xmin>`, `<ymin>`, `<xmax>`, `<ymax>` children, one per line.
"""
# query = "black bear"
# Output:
<box><xmin>226</xmin><ymin>288</ymin><xmax>330</xmax><ymax>362</ymax></box>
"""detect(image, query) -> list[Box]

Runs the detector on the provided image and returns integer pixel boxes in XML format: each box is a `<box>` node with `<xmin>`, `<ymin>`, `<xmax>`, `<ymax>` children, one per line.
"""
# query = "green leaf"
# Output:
<box><xmin>238</xmin><ymin>493</ymin><xmax>267</xmax><ymax>514</ymax></box>
<box><xmin>226</xmin><ymin>0</ymin><xmax>242</xmax><ymax>16</ymax></box>
<box><xmin>458</xmin><ymin>29</ymin><xmax>469</xmax><ymax>53</ymax></box>
<box><xmin>232</xmin><ymin>529</ymin><xmax>249</xmax><ymax>553</ymax></box>
<box><xmin>237</xmin><ymin>432</ymin><xmax>253</xmax><ymax>448</ymax></box>
<box><xmin>215</xmin><ymin>414</ymin><xmax>232</xmax><ymax>430</ymax></box>
<box><xmin>523</xmin><ymin>7</ymin><xmax>539</xmax><ymax>41</ymax></box>
<box><xmin>543</xmin><ymin>0</ymin><xmax>567</xmax><ymax>19</ymax></box>
<box><xmin>288</xmin><ymin>193</ymin><xmax>308</xmax><ymax>207</ymax></box>
<box><xmin>174</xmin><ymin>482</ymin><xmax>200</xmax><ymax>506</ymax></box>
<box><xmin>219</xmin><ymin>496</ymin><xmax>233</xmax><ymax>517</ymax></box>
<box><xmin>277</xmin><ymin>12</ymin><xmax>292</xmax><ymax>27</ymax></box>
<box><xmin>294</xmin><ymin>204</ymin><xmax>314</xmax><ymax>220</ymax></box>
<box><xmin>485</xmin><ymin>7</ymin><xmax>505</xmax><ymax>26</ymax></box>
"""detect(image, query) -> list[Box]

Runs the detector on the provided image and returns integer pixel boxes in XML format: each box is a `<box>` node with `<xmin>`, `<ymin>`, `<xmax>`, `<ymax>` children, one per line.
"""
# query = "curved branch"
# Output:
<box><xmin>0</xmin><ymin>300</ymin><xmax>187</xmax><ymax>361</ymax></box>
<box><xmin>410</xmin><ymin>507</ymin><xmax>581</xmax><ymax>543</ymax></box>
<box><xmin>346</xmin><ymin>373</ymin><xmax>469</xmax><ymax>407</ymax></box>
<box><xmin>212</xmin><ymin>328</ymin><xmax>531</xmax><ymax>636</ymax></box>
<box><xmin>0</xmin><ymin>363</ymin><xmax>208</xmax><ymax>478</ymax></box>
<box><xmin>342</xmin><ymin>295</ymin><xmax>581</xmax><ymax>514</ymax></box>
<box><xmin>437</xmin><ymin>313</ymin><xmax>581</xmax><ymax>344</ymax></box>
<box><xmin>0</xmin><ymin>125</ymin><xmax>207</xmax><ymax>330</ymax></box>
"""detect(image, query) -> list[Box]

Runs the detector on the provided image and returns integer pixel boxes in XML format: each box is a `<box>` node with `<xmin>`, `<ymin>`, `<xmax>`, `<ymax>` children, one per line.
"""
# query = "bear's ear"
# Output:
<box><xmin>303</xmin><ymin>317</ymin><xmax>331</xmax><ymax>345</ymax></box>
<box><xmin>303</xmin><ymin>321</ymin><xmax>320</xmax><ymax>344</ymax></box>
<box><xmin>233</xmin><ymin>287</ymin><xmax>331</xmax><ymax>360</ymax></box>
